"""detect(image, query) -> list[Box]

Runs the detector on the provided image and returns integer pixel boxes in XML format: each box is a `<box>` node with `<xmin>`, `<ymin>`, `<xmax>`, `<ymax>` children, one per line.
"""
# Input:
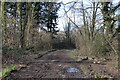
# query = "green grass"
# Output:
<box><xmin>0</xmin><ymin>65</ymin><xmax>16</xmax><ymax>78</ymax></box>
<box><xmin>80</xmin><ymin>65</ymin><xmax>91</xmax><ymax>75</ymax></box>
<box><xmin>94</xmin><ymin>73</ymin><xmax>108</xmax><ymax>78</ymax></box>
<box><xmin>94</xmin><ymin>73</ymin><xmax>103</xmax><ymax>78</ymax></box>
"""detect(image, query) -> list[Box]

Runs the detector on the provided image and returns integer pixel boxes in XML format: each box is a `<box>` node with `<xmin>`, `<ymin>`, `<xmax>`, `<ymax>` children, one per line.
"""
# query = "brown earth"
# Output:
<box><xmin>3</xmin><ymin>50</ymin><xmax>118</xmax><ymax>79</ymax></box>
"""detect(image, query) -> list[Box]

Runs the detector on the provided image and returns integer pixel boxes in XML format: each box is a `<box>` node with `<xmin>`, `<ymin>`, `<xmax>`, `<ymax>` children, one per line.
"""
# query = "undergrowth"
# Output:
<box><xmin>0</xmin><ymin>65</ymin><xmax>16</xmax><ymax>78</ymax></box>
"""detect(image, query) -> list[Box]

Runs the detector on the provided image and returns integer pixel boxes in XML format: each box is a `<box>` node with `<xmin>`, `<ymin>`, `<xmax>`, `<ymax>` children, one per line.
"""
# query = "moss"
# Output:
<box><xmin>0</xmin><ymin>65</ymin><xmax>16</xmax><ymax>78</ymax></box>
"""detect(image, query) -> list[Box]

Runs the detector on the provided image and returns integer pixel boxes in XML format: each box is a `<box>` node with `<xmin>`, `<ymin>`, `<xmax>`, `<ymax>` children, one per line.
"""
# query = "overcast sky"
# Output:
<box><xmin>57</xmin><ymin>0</ymin><xmax>92</xmax><ymax>31</ymax></box>
<box><xmin>57</xmin><ymin>0</ymin><xmax>120</xmax><ymax>31</ymax></box>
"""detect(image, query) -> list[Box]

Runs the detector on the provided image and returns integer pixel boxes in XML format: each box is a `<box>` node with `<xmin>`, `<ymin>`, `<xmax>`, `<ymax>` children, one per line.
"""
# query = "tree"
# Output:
<box><xmin>1</xmin><ymin>2</ymin><xmax>61</xmax><ymax>49</ymax></box>
<box><xmin>64</xmin><ymin>20</ymin><xmax>72</xmax><ymax>47</ymax></box>
<box><xmin>101</xmin><ymin>2</ymin><xmax>120</xmax><ymax>36</ymax></box>
<box><xmin>1</xmin><ymin>2</ymin><xmax>7</xmax><ymax>45</ymax></box>
<box><xmin>17</xmin><ymin>2</ymin><xmax>28</xmax><ymax>48</ymax></box>
<box><xmin>34</xmin><ymin>2</ymin><xmax>61</xmax><ymax>34</ymax></box>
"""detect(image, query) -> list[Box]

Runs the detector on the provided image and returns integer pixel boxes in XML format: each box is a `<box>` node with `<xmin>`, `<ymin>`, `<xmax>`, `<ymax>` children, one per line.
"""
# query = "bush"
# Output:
<box><xmin>73</xmin><ymin>30</ymin><xmax>93</xmax><ymax>56</ymax></box>
<box><xmin>72</xmin><ymin>28</ymin><xmax>112</xmax><ymax>56</ymax></box>
<box><xmin>92</xmin><ymin>34</ymin><xmax>112</xmax><ymax>56</ymax></box>
<box><xmin>34</xmin><ymin>32</ymin><xmax>52</xmax><ymax>51</ymax></box>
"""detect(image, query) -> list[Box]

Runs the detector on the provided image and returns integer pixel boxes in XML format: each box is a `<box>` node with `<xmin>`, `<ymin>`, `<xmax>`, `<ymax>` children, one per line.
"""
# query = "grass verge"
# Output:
<box><xmin>0</xmin><ymin>65</ymin><xmax>16</xmax><ymax>78</ymax></box>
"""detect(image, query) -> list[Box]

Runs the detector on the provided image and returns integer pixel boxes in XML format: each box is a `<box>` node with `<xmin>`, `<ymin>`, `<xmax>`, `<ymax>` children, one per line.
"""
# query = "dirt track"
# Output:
<box><xmin>6</xmin><ymin>50</ymin><xmax>118</xmax><ymax>79</ymax></box>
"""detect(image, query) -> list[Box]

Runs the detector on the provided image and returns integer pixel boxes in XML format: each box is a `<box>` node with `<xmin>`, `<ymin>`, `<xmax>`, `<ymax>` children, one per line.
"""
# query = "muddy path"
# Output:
<box><xmin>5</xmin><ymin>50</ymin><xmax>118</xmax><ymax>79</ymax></box>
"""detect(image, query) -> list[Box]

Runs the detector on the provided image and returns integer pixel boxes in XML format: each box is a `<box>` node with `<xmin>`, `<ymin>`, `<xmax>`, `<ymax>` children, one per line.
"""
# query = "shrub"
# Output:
<box><xmin>34</xmin><ymin>32</ymin><xmax>52</xmax><ymax>51</ymax></box>
<box><xmin>72</xmin><ymin>28</ymin><xmax>113</xmax><ymax>56</ymax></box>
<box><xmin>92</xmin><ymin>34</ymin><xmax>112</xmax><ymax>56</ymax></box>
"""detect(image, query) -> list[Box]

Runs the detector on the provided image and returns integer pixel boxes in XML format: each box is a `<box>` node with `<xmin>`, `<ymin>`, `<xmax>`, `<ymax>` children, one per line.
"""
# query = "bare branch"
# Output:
<box><xmin>111</xmin><ymin>2</ymin><xmax>120</xmax><ymax>12</ymax></box>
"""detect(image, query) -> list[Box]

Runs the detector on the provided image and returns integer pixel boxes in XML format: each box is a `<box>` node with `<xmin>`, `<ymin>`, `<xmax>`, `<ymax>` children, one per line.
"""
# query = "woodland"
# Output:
<box><xmin>1</xmin><ymin>0</ymin><xmax>120</xmax><ymax>79</ymax></box>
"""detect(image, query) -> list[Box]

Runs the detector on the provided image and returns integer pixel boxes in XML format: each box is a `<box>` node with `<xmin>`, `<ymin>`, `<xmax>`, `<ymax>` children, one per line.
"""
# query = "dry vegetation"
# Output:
<box><xmin>1</xmin><ymin>1</ymin><xmax>119</xmax><ymax>79</ymax></box>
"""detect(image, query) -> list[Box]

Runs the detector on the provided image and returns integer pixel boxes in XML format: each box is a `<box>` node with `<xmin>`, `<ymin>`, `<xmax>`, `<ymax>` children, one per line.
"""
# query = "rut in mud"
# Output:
<box><xmin>7</xmin><ymin>50</ymin><xmax>118</xmax><ymax>79</ymax></box>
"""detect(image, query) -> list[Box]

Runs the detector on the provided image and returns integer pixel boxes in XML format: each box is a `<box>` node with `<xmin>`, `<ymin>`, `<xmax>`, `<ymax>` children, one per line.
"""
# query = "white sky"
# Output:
<box><xmin>57</xmin><ymin>0</ymin><xmax>120</xmax><ymax>31</ymax></box>
<box><xmin>57</xmin><ymin>0</ymin><xmax>91</xmax><ymax>31</ymax></box>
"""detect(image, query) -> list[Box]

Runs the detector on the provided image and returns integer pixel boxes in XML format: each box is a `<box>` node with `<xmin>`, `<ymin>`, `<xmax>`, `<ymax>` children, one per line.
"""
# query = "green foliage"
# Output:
<box><xmin>0</xmin><ymin>65</ymin><xmax>16</xmax><ymax>78</ymax></box>
<box><xmin>94</xmin><ymin>73</ymin><xmax>108</xmax><ymax>78</ymax></box>
<box><xmin>34</xmin><ymin>2</ymin><xmax>61</xmax><ymax>34</ymax></box>
<box><xmin>2</xmin><ymin>2</ymin><xmax>61</xmax><ymax>50</ymax></box>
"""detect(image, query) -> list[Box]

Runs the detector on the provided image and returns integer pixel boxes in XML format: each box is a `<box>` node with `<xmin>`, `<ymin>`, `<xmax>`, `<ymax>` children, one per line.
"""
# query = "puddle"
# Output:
<box><xmin>66</xmin><ymin>68</ymin><xmax>80</xmax><ymax>72</ymax></box>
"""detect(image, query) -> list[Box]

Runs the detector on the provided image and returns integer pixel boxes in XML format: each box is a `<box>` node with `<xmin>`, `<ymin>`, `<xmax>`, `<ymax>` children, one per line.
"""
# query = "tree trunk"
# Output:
<box><xmin>91</xmin><ymin>2</ymin><xmax>99</xmax><ymax>40</ymax></box>
<box><xmin>1</xmin><ymin>2</ymin><xmax>7</xmax><ymax>45</ymax></box>
<box><xmin>17</xmin><ymin>2</ymin><xmax>25</xmax><ymax>48</ymax></box>
<box><xmin>101</xmin><ymin>2</ymin><xmax>117</xmax><ymax>35</ymax></box>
